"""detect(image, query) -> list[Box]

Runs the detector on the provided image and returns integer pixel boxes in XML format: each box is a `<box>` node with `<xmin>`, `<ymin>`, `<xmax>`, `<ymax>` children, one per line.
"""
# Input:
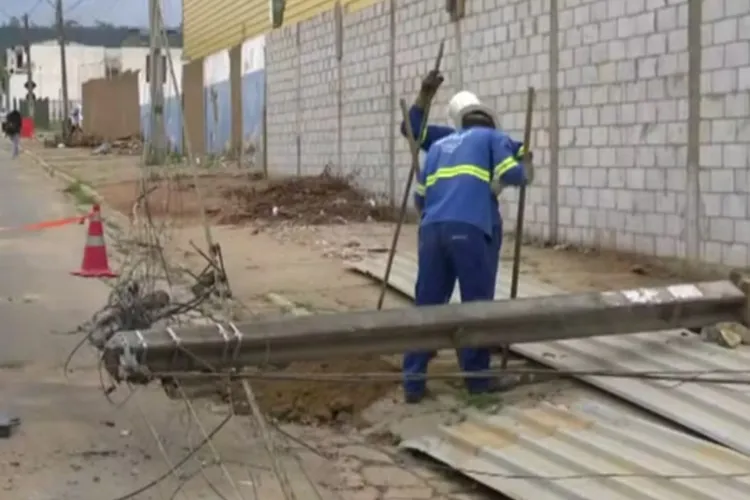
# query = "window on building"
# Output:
<box><xmin>105</xmin><ymin>56</ymin><xmax>122</xmax><ymax>79</ymax></box>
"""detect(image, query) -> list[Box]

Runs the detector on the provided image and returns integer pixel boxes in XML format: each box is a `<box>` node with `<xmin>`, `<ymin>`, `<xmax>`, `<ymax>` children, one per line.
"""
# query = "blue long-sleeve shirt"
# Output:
<box><xmin>413</xmin><ymin>127</ymin><xmax>528</xmax><ymax>237</ymax></box>
<box><xmin>400</xmin><ymin>104</ymin><xmax>527</xmax><ymax>157</ymax></box>
<box><xmin>400</xmin><ymin>106</ymin><xmax>455</xmax><ymax>152</ymax></box>
<box><xmin>403</xmin><ymin>105</ymin><xmax>528</xmax><ymax>232</ymax></box>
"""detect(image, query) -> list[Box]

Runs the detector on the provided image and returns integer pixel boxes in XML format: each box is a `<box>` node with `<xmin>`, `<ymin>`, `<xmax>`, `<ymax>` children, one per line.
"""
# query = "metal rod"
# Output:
<box><xmin>55</xmin><ymin>0</ymin><xmax>70</xmax><ymax>140</ymax></box>
<box><xmin>502</xmin><ymin>86</ymin><xmax>536</xmax><ymax>369</ymax></box>
<box><xmin>148</xmin><ymin>0</ymin><xmax>167</xmax><ymax>164</ymax></box>
<box><xmin>377</xmin><ymin>40</ymin><xmax>445</xmax><ymax>310</ymax></box>
<box><xmin>104</xmin><ymin>280</ymin><xmax>747</xmax><ymax>382</ymax></box>
<box><xmin>22</xmin><ymin>14</ymin><xmax>35</xmax><ymax>119</ymax></box>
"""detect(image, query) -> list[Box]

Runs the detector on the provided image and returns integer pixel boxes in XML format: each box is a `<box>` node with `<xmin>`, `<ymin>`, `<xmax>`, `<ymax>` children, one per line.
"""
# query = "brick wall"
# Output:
<box><xmin>262</xmin><ymin>0</ymin><xmax>750</xmax><ymax>267</ymax></box>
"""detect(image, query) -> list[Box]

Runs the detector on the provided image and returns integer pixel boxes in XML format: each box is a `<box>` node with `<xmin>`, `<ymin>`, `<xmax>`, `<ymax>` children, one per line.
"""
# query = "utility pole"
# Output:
<box><xmin>55</xmin><ymin>0</ymin><xmax>71</xmax><ymax>139</ymax></box>
<box><xmin>147</xmin><ymin>0</ymin><xmax>166</xmax><ymax>164</ymax></box>
<box><xmin>22</xmin><ymin>14</ymin><xmax>35</xmax><ymax>118</ymax></box>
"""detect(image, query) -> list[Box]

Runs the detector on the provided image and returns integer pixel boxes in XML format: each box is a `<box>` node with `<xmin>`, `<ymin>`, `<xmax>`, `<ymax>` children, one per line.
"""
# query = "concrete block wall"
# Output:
<box><xmin>700</xmin><ymin>1</ymin><xmax>750</xmax><ymax>266</ymax></box>
<box><xmin>266</xmin><ymin>25</ymin><xmax>300</xmax><ymax>176</ymax></box>
<box><xmin>341</xmin><ymin>2</ymin><xmax>393</xmax><ymax>197</ymax></box>
<box><xmin>261</xmin><ymin>0</ymin><xmax>750</xmax><ymax>267</ymax></box>
<box><xmin>556</xmin><ymin>0</ymin><xmax>691</xmax><ymax>256</ymax></box>
<box><xmin>299</xmin><ymin>10</ymin><xmax>339</xmax><ymax>176</ymax></box>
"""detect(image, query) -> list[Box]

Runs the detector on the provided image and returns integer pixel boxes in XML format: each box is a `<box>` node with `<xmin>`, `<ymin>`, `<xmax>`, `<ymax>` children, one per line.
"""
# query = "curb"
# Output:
<box><xmin>21</xmin><ymin>147</ymin><xmax>132</xmax><ymax>235</ymax></box>
<box><xmin>21</xmin><ymin>145</ymin><xmax>246</xmax><ymax>322</ymax></box>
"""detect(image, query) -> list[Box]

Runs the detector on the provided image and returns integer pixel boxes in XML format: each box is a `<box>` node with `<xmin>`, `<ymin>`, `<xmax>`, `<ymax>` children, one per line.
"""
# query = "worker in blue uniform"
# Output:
<box><xmin>402</xmin><ymin>91</ymin><xmax>534</xmax><ymax>403</ymax></box>
<box><xmin>400</xmin><ymin>71</ymin><xmax>530</xmax><ymax>282</ymax></box>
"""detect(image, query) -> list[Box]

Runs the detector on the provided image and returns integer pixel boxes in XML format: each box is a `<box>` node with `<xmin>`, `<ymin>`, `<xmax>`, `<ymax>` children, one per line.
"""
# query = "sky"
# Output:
<box><xmin>0</xmin><ymin>0</ymin><xmax>182</xmax><ymax>28</ymax></box>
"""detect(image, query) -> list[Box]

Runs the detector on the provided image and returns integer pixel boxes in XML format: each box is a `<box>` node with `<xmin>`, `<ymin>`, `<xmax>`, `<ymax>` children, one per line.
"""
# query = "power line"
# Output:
<box><xmin>64</xmin><ymin>0</ymin><xmax>92</xmax><ymax>16</ymax></box>
<box><xmin>0</xmin><ymin>0</ymin><xmax>47</xmax><ymax>22</ymax></box>
<box><xmin>28</xmin><ymin>0</ymin><xmax>47</xmax><ymax>16</ymax></box>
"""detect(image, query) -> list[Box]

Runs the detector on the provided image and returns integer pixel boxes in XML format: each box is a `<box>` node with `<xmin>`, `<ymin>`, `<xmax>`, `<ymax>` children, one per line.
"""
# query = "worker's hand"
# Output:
<box><xmin>421</xmin><ymin>70</ymin><xmax>444</xmax><ymax>95</ymax></box>
<box><xmin>491</xmin><ymin>179</ymin><xmax>505</xmax><ymax>196</ymax></box>
<box><xmin>416</xmin><ymin>70</ymin><xmax>444</xmax><ymax>108</ymax></box>
<box><xmin>524</xmin><ymin>162</ymin><xmax>535</xmax><ymax>185</ymax></box>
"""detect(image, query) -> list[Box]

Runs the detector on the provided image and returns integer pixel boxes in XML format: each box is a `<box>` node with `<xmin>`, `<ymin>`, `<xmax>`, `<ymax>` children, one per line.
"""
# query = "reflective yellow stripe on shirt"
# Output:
<box><xmin>425</xmin><ymin>164</ymin><xmax>490</xmax><ymax>188</ymax></box>
<box><xmin>415</xmin><ymin>182</ymin><xmax>426</xmax><ymax>196</ymax></box>
<box><xmin>516</xmin><ymin>144</ymin><xmax>526</xmax><ymax>159</ymax></box>
<box><xmin>494</xmin><ymin>156</ymin><xmax>520</xmax><ymax>179</ymax></box>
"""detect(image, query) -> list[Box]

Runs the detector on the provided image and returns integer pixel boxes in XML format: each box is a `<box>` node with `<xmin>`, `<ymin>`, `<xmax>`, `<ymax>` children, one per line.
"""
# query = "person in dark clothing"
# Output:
<box><xmin>3</xmin><ymin>109</ymin><xmax>22</xmax><ymax>158</ymax></box>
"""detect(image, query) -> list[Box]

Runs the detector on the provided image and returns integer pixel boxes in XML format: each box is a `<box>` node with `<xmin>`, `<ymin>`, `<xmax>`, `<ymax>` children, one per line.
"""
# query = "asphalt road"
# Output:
<box><xmin>0</xmin><ymin>145</ymin><xmax>107</xmax><ymax>367</ymax></box>
<box><xmin>0</xmin><ymin>144</ymin><xmax>375</xmax><ymax>500</ymax></box>
<box><xmin>0</xmin><ymin>145</ymin><xmax>216</xmax><ymax>499</ymax></box>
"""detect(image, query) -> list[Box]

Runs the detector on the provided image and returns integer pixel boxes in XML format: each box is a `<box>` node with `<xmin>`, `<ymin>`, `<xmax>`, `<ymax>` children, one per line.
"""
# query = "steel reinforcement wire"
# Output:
<box><xmin>105</xmin><ymin>4</ymin><xmax>285</xmax><ymax>498</ymax></box>
<box><xmin>151</xmin><ymin>359</ymin><xmax>750</xmax><ymax>386</ymax></box>
<box><xmin>111</xmin><ymin>412</ymin><xmax>233</xmax><ymax>500</ymax></box>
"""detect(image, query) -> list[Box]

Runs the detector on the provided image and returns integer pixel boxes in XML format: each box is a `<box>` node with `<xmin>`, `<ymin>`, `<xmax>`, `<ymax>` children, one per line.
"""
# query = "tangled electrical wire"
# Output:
<box><xmin>90</xmin><ymin>279</ymin><xmax>211</xmax><ymax>347</ymax></box>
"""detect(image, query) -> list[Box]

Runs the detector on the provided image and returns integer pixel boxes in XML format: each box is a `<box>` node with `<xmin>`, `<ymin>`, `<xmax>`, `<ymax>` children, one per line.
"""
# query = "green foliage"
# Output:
<box><xmin>63</xmin><ymin>180</ymin><xmax>97</xmax><ymax>207</ymax></box>
<box><xmin>0</xmin><ymin>21</ymin><xmax>182</xmax><ymax>52</ymax></box>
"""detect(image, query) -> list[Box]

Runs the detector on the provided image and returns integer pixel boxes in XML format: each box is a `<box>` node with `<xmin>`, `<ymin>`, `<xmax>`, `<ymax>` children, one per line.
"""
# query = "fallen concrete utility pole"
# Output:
<box><xmin>102</xmin><ymin>276</ymin><xmax>750</xmax><ymax>383</ymax></box>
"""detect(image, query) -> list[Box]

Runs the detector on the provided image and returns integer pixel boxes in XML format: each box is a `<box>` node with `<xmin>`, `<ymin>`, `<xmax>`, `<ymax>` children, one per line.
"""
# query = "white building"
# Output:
<box><xmin>5</xmin><ymin>40</ymin><xmax>183</xmax><ymax>115</ymax></box>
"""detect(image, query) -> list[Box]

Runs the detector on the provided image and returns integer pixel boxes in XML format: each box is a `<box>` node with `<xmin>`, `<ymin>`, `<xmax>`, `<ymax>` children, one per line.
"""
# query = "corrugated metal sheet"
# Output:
<box><xmin>204</xmin><ymin>50</ymin><xmax>232</xmax><ymax>154</ymax></box>
<box><xmin>401</xmin><ymin>400</ymin><xmax>750</xmax><ymax>500</ymax></box>
<box><xmin>184</xmin><ymin>0</ymin><xmax>386</xmax><ymax>62</ymax></box>
<box><xmin>345</xmin><ymin>0</ymin><xmax>384</xmax><ymax>13</ymax></box>
<box><xmin>183</xmin><ymin>0</ymin><xmax>270</xmax><ymax>62</ymax></box>
<box><xmin>348</xmin><ymin>253</ymin><xmax>750</xmax><ymax>456</ymax></box>
<box><xmin>349</xmin><ymin>251</ymin><xmax>561</xmax><ymax>302</ymax></box>
<box><xmin>285</xmin><ymin>0</ymin><xmax>339</xmax><ymax>26</ymax></box>
<box><xmin>241</xmin><ymin>36</ymin><xmax>266</xmax><ymax>145</ymax></box>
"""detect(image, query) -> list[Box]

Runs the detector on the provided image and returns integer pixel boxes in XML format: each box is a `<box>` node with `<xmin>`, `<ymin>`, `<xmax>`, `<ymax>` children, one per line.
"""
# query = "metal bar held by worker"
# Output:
<box><xmin>104</xmin><ymin>279</ymin><xmax>749</xmax><ymax>383</ymax></box>
<box><xmin>377</xmin><ymin>40</ymin><xmax>445</xmax><ymax>310</ymax></box>
<box><xmin>501</xmin><ymin>86</ymin><xmax>536</xmax><ymax>368</ymax></box>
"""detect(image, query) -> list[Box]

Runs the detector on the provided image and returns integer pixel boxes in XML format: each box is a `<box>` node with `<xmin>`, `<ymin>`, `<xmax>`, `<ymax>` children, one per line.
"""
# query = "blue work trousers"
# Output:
<box><xmin>404</xmin><ymin>221</ymin><xmax>497</xmax><ymax>398</ymax></box>
<box><xmin>10</xmin><ymin>134</ymin><xmax>19</xmax><ymax>158</ymax></box>
<box><xmin>434</xmin><ymin>224</ymin><xmax>501</xmax><ymax>302</ymax></box>
<box><xmin>489</xmin><ymin>224</ymin><xmax>502</xmax><ymax>280</ymax></box>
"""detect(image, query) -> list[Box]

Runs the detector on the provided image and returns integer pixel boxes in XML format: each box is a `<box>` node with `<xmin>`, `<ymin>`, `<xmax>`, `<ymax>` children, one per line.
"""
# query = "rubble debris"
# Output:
<box><xmin>219</xmin><ymin>168</ymin><xmax>398</xmax><ymax>226</ymax></box>
<box><xmin>701</xmin><ymin>322</ymin><xmax>750</xmax><ymax>349</ymax></box>
<box><xmin>92</xmin><ymin>142</ymin><xmax>111</xmax><ymax>155</ymax></box>
<box><xmin>43</xmin><ymin>131</ymin><xmax>143</xmax><ymax>155</ymax></box>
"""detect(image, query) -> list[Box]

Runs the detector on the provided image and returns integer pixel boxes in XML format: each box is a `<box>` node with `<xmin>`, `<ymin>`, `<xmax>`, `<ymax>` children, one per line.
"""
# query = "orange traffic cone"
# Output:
<box><xmin>71</xmin><ymin>204</ymin><xmax>118</xmax><ymax>278</ymax></box>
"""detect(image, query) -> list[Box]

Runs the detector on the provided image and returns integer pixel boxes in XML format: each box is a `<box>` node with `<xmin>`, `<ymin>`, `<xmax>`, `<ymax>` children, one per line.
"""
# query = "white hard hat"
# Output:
<box><xmin>447</xmin><ymin>91</ymin><xmax>496</xmax><ymax>128</ymax></box>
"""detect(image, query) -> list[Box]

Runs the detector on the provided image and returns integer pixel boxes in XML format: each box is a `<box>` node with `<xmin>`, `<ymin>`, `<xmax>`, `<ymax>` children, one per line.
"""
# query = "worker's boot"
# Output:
<box><xmin>404</xmin><ymin>392</ymin><xmax>425</xmax><ymax>404</ymax></box>
<box><xmin>487</xmin><ymin>374</ymin><xmax>522</xmax><ymax>392</ymax></box>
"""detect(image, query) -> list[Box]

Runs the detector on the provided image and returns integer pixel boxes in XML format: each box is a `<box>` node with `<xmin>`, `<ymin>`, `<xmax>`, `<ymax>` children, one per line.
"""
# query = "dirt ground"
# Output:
<box><xmin>21</xmin><ymin>143</ymin><xmax>505</xmax><ymax>500</ymax></box>
<box><xmin>97</xmin><ymin>168</ymin><xmax>398</xmax><ymax>227</ymax></box>
<box><xmin>19</xmin><ymin>140</ymin><xmax>738</xmax><ymax>499</ymax></box>
<box><xmin>27</xmin><ymin>145</ymin><xmax>722</xmax><ymax>430</ymax></box>
<box><xmin>251</xmin><ymin>357</ymin><xmax>400</xmax><ymax>426</ymax></box>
